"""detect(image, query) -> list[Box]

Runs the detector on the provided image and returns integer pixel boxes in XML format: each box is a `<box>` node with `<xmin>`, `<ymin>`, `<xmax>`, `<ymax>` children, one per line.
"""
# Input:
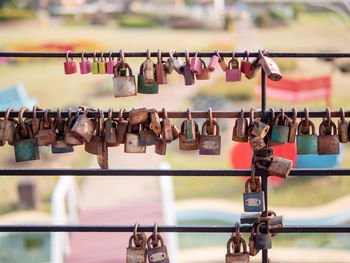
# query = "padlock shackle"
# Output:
<box><xmin>198</xmin><ymin>58</ymin><xmax>207</xmax><ymax>69</ymax></box>
<box><xmin>227</xmin><ymin>58</ymin><xmax>239</xmax><ymax>70</ymax></box>
<box><xmin>201</xmin><ymin>120</ymin><xmax>219</xmax><ymax>136</ymax></box>
<box><xmin>4</xmin><ymin>107</ymin><xmax>14</xmax><ymax>121</ymax></box>
<box><xmin>119</xmin><ymin>108</ymin><xmax>125</xmax><ymax>123</ymax></box>
<box><xmin>146</xmin><ymin>233</ymin><xmax>165</xmax><ymax>249</ymax></box>
<box><xmin>226</xmin><ymin>236</ymin><xmax>247</xmax><ymax>254</ymax></box>
<box><xmin>340</xmin><ymin>107</ymin><xmax>345</xmax><ymax>122</ymax></box>
<box><xmin>257</xmin><ymin>221</ymin><xmax>270</xmax><ymax>235</ymax></box>
<box><xmin>108</xmin><ymin>50</ymin><xmax>113</xmax><ymax>62</ymax></box>
<box><xmin>298</xmin><ymin>119</ymin><xmax>315</xmax><ymax>135</ymax></box>
<box><xmin>274</xmin><ymin>112</ymin><xmax>290</xmax><ymax>126</ymax></box>
<box><xmin>215</xmin><ymin>49</ymin><xmax>223</xmax><ymax>62</ymax></box>
<box><xmin>254</xmin><ymin>156</ymin><xmax>271</xmax><ymax>170</ymax></box>
<box><xmin>244</xmin><ymin>177</ymin><xmax>261</xmax><ymax>193</ymax></box>
<box><xmin>97</xmin><ymin>108</ymin><xmax>104</xmax><ymax>137</ymax></box>
<box><xmin>15</xmin><ymin>122</ymin><xmax>33</xmax><ymax>141</ymax></box>
<box><xmin>128</xmin><ymin>234</ymin><xmax>146</xmax><ymax>249</ymax></box>
<box><xmin>319</xmin><ymin>120</ymin><xmax>337</xmax><ymax>136</ymax></box>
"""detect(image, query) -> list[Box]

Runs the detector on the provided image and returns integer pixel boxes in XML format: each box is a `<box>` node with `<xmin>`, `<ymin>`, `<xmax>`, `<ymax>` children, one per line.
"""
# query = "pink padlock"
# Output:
<box><xmin>226</xmin><ymin>52</ymin><xmax>241</xmax><ymax>82</ymax></box>
<box><xmin>208</xmin><ymin>49</ymin><xmax>220</xmax><ymax>72</ymax></box>
<box><xmin>241</xmin><ymin>51</ymin><xmax>252</xmax><ymax>75</ymax></box>
<box><xmin>189</xmin><ymin>50</ymin><xmax>202</xmax><ymax>74</ymax></box>
<box><xmin>79</xmin><ymin>50</ymin><xmax>91</xmax><ymax>74</ymax></box>
<box><xmin>64</xmin><ymin>50</ymin><xmax>77</xmax><ymax>75</ymax></box>
<box><xmin>106</xmin><ymin>50</ymin><xmax>116</xmax><ymax>74</ymax></box>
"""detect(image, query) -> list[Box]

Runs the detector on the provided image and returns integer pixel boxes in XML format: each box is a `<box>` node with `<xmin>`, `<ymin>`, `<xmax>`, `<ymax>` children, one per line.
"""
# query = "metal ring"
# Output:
<box><xmin>195</xmin><ymin>50</ymin><xmax>199</xmax><ymax>58</ymax></box>
<box><xmin>56</xmin><ymin>107</ymin><xmax>62</xmax><ymax>126</ymax></box>
<box><xmin>232</xmin><ymin>51</ymin><xmax>235</xmax><ymax>59</ymax></box>
<box><xmin>119</xmin><ymin>108</ymin><xmax>125</xmax><ymax>122</ymax></box>
<box><xmin>44</xmin><ymin>108</ymin><xmax>51</xmax><ymax>123</ymax></box>
<box><xmin>292</xmin><ymin>107</ymin><xmax>297</xmax><ymax>122</ymax></box>
<box><xmin>280</xmin><ymin>107</ymin><xmax>285</xmax><ymax>122</ymax></box>
<box><xmin>304</xmin><ymin>107</ymin><xmax>309</xmax><ymax>128</ymax></box>
<box><xmin>269</xmin><ymin>108</ymin><xmax>275</xmax><ymax>121</ymax></box>
<box><xmin>66</xmin><ymin>50</ymin><xmax>71</xmax><ymax>61</ymax></box>
<box><xmin>98</xmin><ymin>108</ymin><xmax>104</xmax><ymax>136</ymax></box>
<box><xmin>81</xmin><ymin>50</ymin><xmax>86</xmax><ymax>62</ymax></box>
<box><xmin>240</xmin><ymin>108</ymin><xmax>244</xmax><ymax>118</ymax></box>
<box><xmin>208</xmin><ymin>107</ymin><xmax>213</xmax><ymax>126</ymax></box>
<box><xmin>93</xmin><ymin>50</ymin><xmax>97</xmax><ymax>62</ymax></box>
<box><xmin>162</xmin><ymin>108</ymin><xmax>168</xmax><ymax>119</ymax></box>
<box><xmin>5</xmin><ymin>108</ymin><xmax>14</xmax><ymax>121</ymax></box>
<box><xmin>250</xmin><ymin>108</ymin><xmax>255</xmax><ymax>123</ymax></box>
<box><xmin>146</xmin><ymin>49</ymin><xmax>151</xmax><ymax>59</ymax></box>
<box><xmin>100</xmin><ymin>50</ymin><xmax>105</xmax><ymax>62</ymax></box>
<box><xmin>245</xmin><ymin>50</ymin><xmax>249</xmax><ymax>61</ymax></box>
<box><xmin>120</xmin><ymin>49</ymin><xmax>125</xmax><ymax>61</ymax></box>
<box><xmin>340</xmin><ymin>107</ymin><xmax>345</xmax><ymax>122</ymax></box>
<box><xmin>19</xmin><ymin>107</ymin><xmax>29</xmax><ymax>131</ymax></box>
<box><xmin>185</xmin><ymin>49</ymin><xmax>189</xmax><ymax>64</ymax></box>
<box><xmin>187</xmin><ymin>108</ymin><xmax>192</xmax><ymax>120</ymax></box>
<box><xmin>108</xmin><ymin>108</ymin><xmax>113</xmax><ymax>121</ymax></box>
<box><xmin>133</xmin><ymin>223</ymin><xmax>141</xmax><ymax>245</ymax></box>
<box><xmin>326</xmin><ymin>107</ymin><xmax>331</xmax><ymax>126</ymax></box>
<box><xmin>67</xmin><ymin>108</ymin><xmax>72</xmax><ymax>119</ymax></box>
<box><xmin>169</xmin><ymin>49</ymin><xmax>175</xmax><ymax>59</ymax></box>
<box><xmin>152</xmin><ymin>223</ymin><xmax>159</xmax><ymax>246</ymax></box>
<box><xmin>109</xmin><ymin>50</ymin><xmax>113</xmax><ymax>62</ymax></box>
<box><xmin>157</xmin><ymin>49</ymin><xmax>162</xmax><ymax>63</ymax></box>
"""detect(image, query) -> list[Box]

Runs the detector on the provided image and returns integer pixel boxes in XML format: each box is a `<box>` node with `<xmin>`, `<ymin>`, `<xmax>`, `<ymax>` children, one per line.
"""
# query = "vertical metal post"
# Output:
<box><xmin>261</xmin><ymin>69</ymin><xmax>268</xmax><ymax>263</ymax></box>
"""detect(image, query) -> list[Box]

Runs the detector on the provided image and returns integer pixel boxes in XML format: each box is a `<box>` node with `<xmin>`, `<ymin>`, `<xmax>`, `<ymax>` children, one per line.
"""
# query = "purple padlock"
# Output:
<box><xmin>79</xmin><ymin>50</ymin><xmax>91</xmax><ymax>74</ymax></box>
<box><xmin>106</xmin><ymin>50</ymin><xmax>116</xmax><ymax>74</ymax></box>
<box><xmin>208</xmin><ymin>50</ymin><xmax>220</xmax><ymax>72</ymax></box>
<box><xmin>226</xmin><ymin>55</ymin><xmax>241</xmax><ymax>82</ymax></box>
<box><xmin>189</xmin><ymin>50</ymin><xmax>202</xmax><ymax>74</ymax></box>
<box><xmin>64</xmin><ymin>50</ymin><xmax>77</xmax><ymax>75</ymax></box>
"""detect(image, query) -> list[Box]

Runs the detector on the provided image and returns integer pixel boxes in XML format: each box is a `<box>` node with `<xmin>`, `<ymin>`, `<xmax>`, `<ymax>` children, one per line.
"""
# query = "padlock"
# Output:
<box><xmin>150</xmin><ymin>110</ymin><xmax>162</xmax><ymax>136</ymax></box>
<box><xmin>124</xmin><ymin>124</ymin><xmax>146</xmax><ymax>153</ymax></box>
<box><xmin>104</xmin><ymin>108</ymin><xmax>119</xmax><ymax>147</ymax></box>
<box><xmin>249</xmin><ymin>136</ymin><xmax>266</xmax><ymax>152</ymax></box>
<box><xmin>270</xmin><ymin>215</ymin><xmax>284</xmax><ymax>238</ymax></box>
<box><xmin>240</xmin><ymin>213</ymin><xmax>261</xmax><ymax>225</ymax></box>
<box><xmin>338</xmin><ymin>107</ymin><xmax>348</xmax><ymax>143</ymax></box>
<box><xmin>318</xmin><ymin>119</ymin><xmax>339</xmax><ymax>155</ymax></box>
<box><xmin>85</xmin><ymin>111</ymin><xmax>104</xmax><ymax>155</ymax></box>
<box><xmin>258</xmin><ymin>49</ymin><xmax>282</xmax><ymax>81</ymax></box>
<box><xmin>14</xmin><ymin>123</ymin><xmax>40</xmax><ymax>162</ymax></box>
<box><xmin>52</xmin><ymin>134</ymin><xmax>74</xmax><ymax>154</ymax></box>
<box><xmin>297</xmin><ymin>119</ymin><xmax>318</xmax><ymax>155</ymax></box>
<box><xmin>155</xmin><ymin>49</ymin><xmax>168</xmax><ymax>85</ymax></box>
<box><xmin>161</xmin><ymin>108</ymin><xmax>173</xmax><ymax>143</ymax></box>
<box><xmin>64</xmin><ymin>50</ymin><xmax>77</xmax><ymax>75</ymax></box>
<box><xmin>255</xmin><ymin>222</ymin><xmax>272</xmax><ymax>250</ymax></box>
<box><xmin>143</xmin><ymin>49</ymin><xmax>156</xmax><ymax>84</ymax></box>
<box><xmin>147</xmin><ymin>234</ymin><xmax>169</xmax><ymax>263</ymax></box>
<box><xmin>226</xmin><ymin>56</ymin><xmax>241</xmax><ymax>82</ymax></box>
<box><xmin>241</xmin><ymin>51</ymin><xmax>252</xmax><ymax>75</ymax></box>
<box><xmin>248</xmin><ymin>224</ymin><xmax>259</xmax><ymax>256</ymax></box>
<box><xmin>113</xmin><ymin>62</ymin><xmax>137</xmax><ymax>97</ymax></box>
<box><xmin>218</xmin><ymin>51</ymin><xmax>228</xmax><ymax>72</ymax></box>
<box><xmin>127</xmin><ymin>234</ymin><xmax>147</xmax><ymax>263</ymax></box>
<box><xmin>98</xmin><ymin>50</ymin><xmax>107</xmax><ymax>74</ymax></box>
<box><xmin>171</xmin><ymin>124</ymin><xmax>179</xmax><ymax>141</ymax></box>
<box><xmin>189</xmin><ymin>50</ymin><xmax>202</xmax><ymax>74</ymax></box>
<box><xmin>232</xmin><ymin>109</ymin><xmax>248</xmax><ymax>142</ymax></box>
<box><xmin>245</xmin><ymin>55</ymin><xmax>261</xmax><ymax>80</ymax></box>
<box><xmin>199</xmin><ymin>120</ymin><xmax>221</xmax><ymax>155</ymax></box>
<box><xmin>64</xmin><ymin>112</ymin><xmax>84</xmax><ymax>146</ymax></box>
<box><xmin>270</xmin><ymin>112</ymin><xmax>290</xmax><ymax>145</ymax></box>
<box><xmin>267</xmin><ymin>156</ymin><xmax>293</xmax><ymax>178</ymax></box>
<box><xmin>183</xmin><ymin>49</ymin><xmax>195</xmax><ymax>86</ymax></box>
<box><xmin>28</xmin><ymin>105</ymin><xmax>43</xmax><ymax>138</ymax></box>
<box><xmin>225</xmin><ymin>236</ymin><xmax>250</xmax><ymax>263</ymax></box>
<box><xmin>288</xmin><ymin>107</ymin><xmax>298</xmax><ymax>143</ymax></box>
<box><xmin>129</xmin><ymin>108</ymin><xmax>149</xmax><ymax>125</ymax></box>
<box><xmin>91</xmin><ymin>50</ymin><xmax>99</xmax><ymax>74</ymax></box>
<box><xmin>179</xmin><ymin>119</ymin><xmax>200</xmax><ymax>150</ymax></box>
<box><xmin>167</xmin><ymin>49</ymin><xmax>183</xmax><ymax>74</ymax></box>
<box><xmin>140</xmin><ymin>125</ymin><xmax>158</xmax><ymax>146</ymax></box>
<box><xmin>138</xmin><ymin>61</ymin><xmax>158</xmax><ymax>94</ymax></box>
<box><xmin>155</xmin><ymin>139</ymin><xmax>167</xmax><ymax>155</ymax></box>
<box><xmin>208</xmin><ymin>50</ymin><xmax>220</xmax><ymax>72</ymax></box>
<box><xmin>196</xmin><ymin>59</ymin><xmax>211</xmax><ymax>80</ymax></box>
<box><xmin>243</xmin><ymin>177</ymin><xmax>264</xmax><ymax>212</ymax></box>
<box><xmin>37</xmin><ymin>116</ymin><xmax>56</xmax><ymax>147</ymax></box>
<box><xmin>97</xmin><ymin>140</ymin><xmax>108</xmax><ymax>169</ymax></box>
<box><xmin>250</xmin><ymin>120</ymin><xmax>270</xmax><ymax>138</ymax></box>
<box><xmin>0</xmin><ymin>107</ymin><xmax>16</xmax><ymax>144</ymax></box>
<box><xmin>71</xmin><ymin>108</ymin><xmax>95</xmax><ymax>143</ymax></box>
<box><xmin>116</xmin><ymin>108</ymin><xmax>128</xmax><ymax>144</ymax></box>
<box><xmin>106</xmin><ymin>50</ymin><xmax>116</xmax><ymax>74</ymax></box>
<box><xmin>79</xmin><ymin>50</ymin><xmax>92</xmax><ymax>74</ymax></box>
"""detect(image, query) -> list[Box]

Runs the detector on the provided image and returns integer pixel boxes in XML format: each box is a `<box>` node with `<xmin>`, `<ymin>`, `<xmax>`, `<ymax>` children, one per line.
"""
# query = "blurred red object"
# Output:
<box><xmin>230</xmin><ymin>142</ymin><xmax>297</xmax><ymax>186</ymax></box>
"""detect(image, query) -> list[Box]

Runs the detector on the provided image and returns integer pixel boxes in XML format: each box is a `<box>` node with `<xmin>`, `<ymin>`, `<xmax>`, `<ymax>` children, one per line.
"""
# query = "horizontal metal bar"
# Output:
<box><xmin>0</xmin><ymin>169</ymin><xmax>349</xmax><ymax>176</ymax></box>
<box><xmin>0</xmin><ymin>225</ymin><xmax>348</xmax><ymax>233</ymax></box>
<box><xmin>1</xmin><ymin>51</ymin><xmax>350</xmax><ymax>58</ymax></box>
<box><xmin>0</xmin><ymin>110</ymin><xmax>348</xmax><ymax>119</ymax></box>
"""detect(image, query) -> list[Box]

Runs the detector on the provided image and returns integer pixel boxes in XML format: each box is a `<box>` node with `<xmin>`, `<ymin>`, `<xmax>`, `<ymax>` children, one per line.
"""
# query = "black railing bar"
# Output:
<box><xmin>1</xmin><ymin>52</ymin><xmax>350</xmax><ymax>58</ymax></box>
<box><xmin>0</xmin><ymin>169</ymin><xmax>349</xmax><ymax>176</ymax></box>
<box><xmin>0</xmin><ymin>225</ymin><xmax>349</xmax><ymax>233</ymax></box>
<box><xmin>0</xmin><ymin>110</ymin><xmax>349</xmax><ymax>119</ymax></box>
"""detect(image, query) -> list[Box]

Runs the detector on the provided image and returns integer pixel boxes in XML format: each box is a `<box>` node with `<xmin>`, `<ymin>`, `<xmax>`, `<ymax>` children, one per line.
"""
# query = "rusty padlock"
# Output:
<box><xmin>195</xmin><ymin>58</ymin><xmax>210</xmax><ymax>80</ymax></box>
<box><xmin>268</xmin><ymin>156</ymin><xmax>293</xmax><ymax>179</ymax></box>
<box><xmin>97</xmin><ymin>109</ymin><xmax>109</xmax><ymax>169</ymax></box>
<box><xmin>140</xmin><ymin>124</ymin><xmax>158</xmax><ymax>146</ymax></box>
<box><xmin>127</xmin><ymin>224</ymin><xmax>147</xmax><ymax>263</ymax></box>
<box><xmin>270</xmin><ymin>110</ymin><xmax>290</xmax><ymax>146</ymax></box>
<box><xmin>255</xmin><ymin>222</ymin><xmax>272</xmax><ymax>250</ymax></box>
<box><xmin>113</xmin><ymin>62</ymin><xmax>137</xmax><ymax>97</ymax></box>
<box><xmin>240</xmin><ymin>213</ymin><xmax>261</xmax><ymax>225</ymax></box>
<box><xmin>71</xmin><ymin>108</ymin><xmax>95</xmax><ymax>143</ymax></box>
<box><xmin>249</xmin><ymin>109</ymin><xmax>270</xmax><ymax>138</ymax></box>
<box><xmin>138</xmin><ymin>60</ymin><xmax>158</xmax><ymax>94</ymax></box>
<box><xmin>167</xmin><ymin>49</ymin><xmax>183</xmax><ymax>74</ymax></box>
<box><xmin>288</xmin><ymin>107</ymin><xmax>298</xmax><ymax>143</ymax></box>
<box><xmin>116</xmin><ymin>108</ymin><xmax>128</xmax><ymax>144</ymax></box>
<box><xmin>249</xmin><ymin>224</ymin><xmax>259</xmax><ymax>256</ymax></box>
<box><xmin>64</xmin><ymin>109</ymin><xmax>84</xmax><ymax>146</ymax></box>
<box><xmin>245</xmin><ymin>55</ymin><xmax>262</xmax><ymax>80</ymax></box>
<box><xmin>52</xmin><ymin>108</ymin><xmax>74</xmax><ymax>154</ymax></box>
<box><xmin>225</xmin><ymin>228</ymin><xmax>250</xmax><ymax>263</ymax></box>
<box><xmin>338</xmin><ymin>107</ymin><xmax>348</xmax><ymax>143</ymax></box>
<box><xmin>232</xmin><ymin>109</ymin><xmax>248</xmax><ymax>142</ymax></box>
<box><xmin>143</xmin><ymin>49</ymin><xmax>156</xmax><ymax>85</ymax></box>
<box><xmin>171</xmin><ymin>124</ymin><xmax>180</xmax><ymax>141</ymax></box>
<box><xmin>37</xmin><ymin>108</ymin><xmax>57</xmax><ymax>147</ymax></box>
<box><xmin>29</xmin><ymin>105</ymin><xmax>43</xmax><ymax>138</ymax></box>
<box><xmin>155</xmin><ymin>49</ymin><xmax>168</xmax><ymax>85</ymax></box>
<box><xmin>150</xmin><ymin>110</ymin><xmax>162</xmax><ymax>136</ymax></box>
<box><xmin>243</xmin><ymin>165</ymin><xmax>264</xmax><ymax>212</ymax></box>
<box><xmin>85</xmin><ymin>109</ymin><xmax>104</xmax><ymax>155</ymax></box>
<box><xmin>104</xmin><ymin>108</ymin><xmax>119</xmax><ymax>147</ymax></box>
<box><xmin>258</xmin><ymin>49</ymin><xmax>282</xmax><ymax>81</ymax></box>
<box><xmin>129</xmin><ymin>108</ymin><xmax>149</xmax><ymax>125</ymax></box>
<box><xmin>125</xmin><ymin>123</ymin><xmax>146</xmax><ymax>153</ymax></box>
<box><xmin>318</xmin><ymin>108</ymin><xmax>339</xmax><ymax>155</ymax></box>
<box><xmin>155</xmin><ymin>139</ymin><xmax>167</xmax><ymax>155</ymax></box>
<box><xmin>161</xmin><ymin>108</ymin><xmax>173</xmax><ymax>143</ymax></box>
<box><xmin>249</xmin><ymin>136</ymin><xmax>266</xmax><ymax>153</ymax></box>
<box><xmin>179</xmin><ymin>109</ymin><xmax>200</xmax><ymax>150</ymax></box>
<box><xmin>147</xmin><ymin>224</ymin><xmax>169</xmax><ymax>263</ymax></box>
<box><xmin>216</xmin><ymin>50</ymin><xmax>228</xmax><ymax>72</ymax></box>
<box><xmin>183</xmin><ymin>49</ymin><xmax>195</xmax><ymax>86</ymax></box>
<box><xmin>199</xmin><ymin>109</ymin><xmax>221</xmax><ymax>155</ymax></box>
<box><xmin>0</xmin><ymin>107</ymin><xmax>16</xmax><ymax>144</ymax></box>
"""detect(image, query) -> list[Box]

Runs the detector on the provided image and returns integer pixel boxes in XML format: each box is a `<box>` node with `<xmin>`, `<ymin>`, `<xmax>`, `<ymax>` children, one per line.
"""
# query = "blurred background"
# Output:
<box><xmin>1</xmin><ymin>0</ymin><xmax>350</xmax><ymax>262</ymax></box>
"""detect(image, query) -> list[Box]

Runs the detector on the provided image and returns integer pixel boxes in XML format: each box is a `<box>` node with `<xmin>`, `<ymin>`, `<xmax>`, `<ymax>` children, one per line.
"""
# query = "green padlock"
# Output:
<box><xmin>270</xmin><ymin>112</ymin><xmax>290</xmax><ymax>146</ymax></box>
<box><xmin>138</xmin><ymin>59</ymin><xmax>158</xmax><ymax>94</ymax></box>
<box><xmin>14</xmin><ymin>124</ymin><xmax>40</xmax><ymax>162</ymax></box>
<box><xmin>297</xmin><ymin>119</ymin><xmax>318</xmax><ymax>155</ymax></box>
<box><xmin>91</xmin><ymin>50</ymin><xmax>99</xmax><ymax>74</ymax></box>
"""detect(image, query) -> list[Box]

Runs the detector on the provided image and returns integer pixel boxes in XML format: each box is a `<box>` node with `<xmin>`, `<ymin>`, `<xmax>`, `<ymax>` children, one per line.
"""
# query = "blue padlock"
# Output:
<box><xmin>243</xmin><ymin>178</ymin><xmax>264</xmax><ymax>212</ymax></box>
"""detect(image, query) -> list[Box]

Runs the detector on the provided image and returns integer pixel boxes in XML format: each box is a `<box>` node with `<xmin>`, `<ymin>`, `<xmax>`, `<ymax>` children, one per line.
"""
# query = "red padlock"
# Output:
<box><xmin>189</xmin><ymin>50</ymin><xmax>202</xmax><ymax>74</ymax></box>
<box><xmin>226</xmin><ymin>52</ymin><xmax>241</xmax><ymax>82</ymax></box>
<box><xmin>64</xmin><ymin>50</ymin><xmax>77</xmax><ymax>75</ymax></box>
<box><xmin>79</xmin><ymin>50</ymin><xmax>91</xmax><ymax>74</ymax></box>
<box><xmin>241</xmin><ymin>51</ymin><xmax>252</xmax><ymax>76</ymax></box>
<box><xmin>208</xmin><ymin>49</ymin><xmax>220</xmax><ymax>72</ymax></box>
<box><xmin>106</xmin><ymin>50</ymin><xmax>116</xmax><ymax>74</ymax></box>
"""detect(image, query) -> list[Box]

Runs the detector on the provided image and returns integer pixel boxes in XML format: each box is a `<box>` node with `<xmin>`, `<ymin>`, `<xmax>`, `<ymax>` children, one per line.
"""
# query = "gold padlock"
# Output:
<box><xmin>232</xmin><ymin>109</ymin><xmax>248</xmax><ymax>142</ymax></box>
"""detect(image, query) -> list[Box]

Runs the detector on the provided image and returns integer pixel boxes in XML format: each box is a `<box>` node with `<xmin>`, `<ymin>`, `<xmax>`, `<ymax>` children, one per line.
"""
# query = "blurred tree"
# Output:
<box><xmin>0</xmin><ymin>0</ymin><xmax>19</xmax><ymax>8</ymax></box>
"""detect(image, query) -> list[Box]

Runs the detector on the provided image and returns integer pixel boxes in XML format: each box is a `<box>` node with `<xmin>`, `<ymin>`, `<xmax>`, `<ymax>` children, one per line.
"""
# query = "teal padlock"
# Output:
<box><xmin>270</xmin><ymin>112</ymin><xmax>290</xmax><ymax>146</ymax></box>
<box><xmin>297</xmin><ymin>119</ymin><xmax>318</xmax><ymax>155</ymax></box>
<box><xmin>91</xmin><ymin>50</ymin><xmax>99</xmax><ymax>74</ymax></box>
<box><xmin>138</xmin><ymin>61</ymin><xmax>158</xmax><ymax>94</ymax></box>
<box><xmin>14</xmin><ymin>124</ymin><xmax>40</xmax><ymax>162</ymax></box>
